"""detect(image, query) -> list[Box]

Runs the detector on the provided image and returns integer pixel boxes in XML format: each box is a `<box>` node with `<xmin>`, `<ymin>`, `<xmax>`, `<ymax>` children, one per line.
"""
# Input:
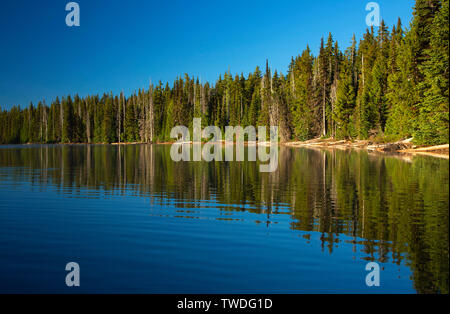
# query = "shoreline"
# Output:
<box><xmin>282</xmin><ymin>138</ymin><xmax>449</xmax><ymax>159</ymax></box>
<box><xmin>2</xmin><ymin>139</ymin><xmax>449</xmax><ymax>159</ymax></box>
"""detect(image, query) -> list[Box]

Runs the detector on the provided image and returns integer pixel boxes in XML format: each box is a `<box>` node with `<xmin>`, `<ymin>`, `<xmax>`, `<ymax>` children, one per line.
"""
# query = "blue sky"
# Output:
<box><xmin>0</xmin><ymin>0</ymin><xmax>415</xmax><ymax>109</ymax></box>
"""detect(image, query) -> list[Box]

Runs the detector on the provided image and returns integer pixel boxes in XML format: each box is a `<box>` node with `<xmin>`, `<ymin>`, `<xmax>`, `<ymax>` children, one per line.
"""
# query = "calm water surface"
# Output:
<box><xmin>0</xmin><ymin>144</ymin><xmax>448</xmax><ymax>293</ymax></box>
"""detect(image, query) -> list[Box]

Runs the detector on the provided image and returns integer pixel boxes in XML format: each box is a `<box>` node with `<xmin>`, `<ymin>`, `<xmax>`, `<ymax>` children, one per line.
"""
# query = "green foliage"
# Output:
<box><xmin>0</xmin><ymin>0</ymin><xmax>447</xmax><ymax>146</ymax></box>
<box><xmin>415</xmin><ymin>0</ymin><xmax>449</xmax><ymax>144</ymax></box>
<box><xmin>334</xmin><ymin>62</ymin><xmax>356</xmax><ymax>139</ymax></box>
<box><xmin>290</xmin><ymin>48</ymin><xmax>315</xmax><ymax>140</ymax></box>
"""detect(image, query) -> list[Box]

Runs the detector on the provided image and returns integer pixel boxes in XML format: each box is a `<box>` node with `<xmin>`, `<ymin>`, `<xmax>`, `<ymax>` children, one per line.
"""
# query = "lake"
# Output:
<box><xmin>0</xmin><ymin>144</ymin><xmax>448</xmax><ymax>293</ymax></box>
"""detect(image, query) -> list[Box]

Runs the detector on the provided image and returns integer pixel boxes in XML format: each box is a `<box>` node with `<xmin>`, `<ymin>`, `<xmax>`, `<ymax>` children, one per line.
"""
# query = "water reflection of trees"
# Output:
<box><xmin>0</xmin><ymin>144</ymin><xmax>448</xmax><ymax>293</ymax></box>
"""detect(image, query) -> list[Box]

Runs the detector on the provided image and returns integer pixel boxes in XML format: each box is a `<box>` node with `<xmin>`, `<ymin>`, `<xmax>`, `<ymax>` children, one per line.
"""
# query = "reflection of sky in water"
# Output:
<box><xmin>0</xmin><ymin>145</ymin><xmax>447</xmax><ymax>293</ymax></box>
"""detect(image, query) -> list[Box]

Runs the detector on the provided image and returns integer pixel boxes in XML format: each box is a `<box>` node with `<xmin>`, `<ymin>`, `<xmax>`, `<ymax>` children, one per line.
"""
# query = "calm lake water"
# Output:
<box><xmin>0</xmin><ymin>144</ymin><xmax>448</xmax><ymax>293</ymax></box>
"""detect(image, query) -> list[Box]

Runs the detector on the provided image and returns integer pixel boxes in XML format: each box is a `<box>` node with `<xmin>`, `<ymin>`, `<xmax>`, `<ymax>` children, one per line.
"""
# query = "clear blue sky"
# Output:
<box><xmin>0</xmin><ymin>0</ymin><xmax>415</xmax><ymax>109</ymax></box>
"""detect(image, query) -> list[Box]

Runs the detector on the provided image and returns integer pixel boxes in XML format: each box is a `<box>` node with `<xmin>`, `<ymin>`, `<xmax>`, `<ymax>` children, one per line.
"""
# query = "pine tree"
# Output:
<box><xmin>290</xmin><ymin>47</ymin><xmax>315</xmax><ymax>140</ymax></box>
<box><xmin>102</xmin><ymin>94</ymin><xmax>116</xmax><ymax>143</ymax></box>
<box><xmin>62</xmin><ymin>96</ymin><xmax>75</xmax><ymax>143</ymax></box>
<box><xmin>334</xmin><ymin>55</ymin><xmax>356</xmax><ymax>139</ymax></box>
<box><xmin>371</xmin><ymin>20</ymin><xmax>390</xmax><ymax>132</ymax></box>
<box><xmin>258</xmin><ymin>60</ymin><xmax>271</xmax><ymax>134</ymax></box>
<box><xmin>356</xmin><ymin>27</ymin><xmax>378</xmax><ymax>138</ymax></box>
<box><xmin>415</xmin><ymin>0</ymin><xmax>449</xmax><ymax>144</ymax></box>
<box><xmin>124</xmin><ymin>95</ymin><xmax>138</xmax><ymax>142</ymax></box>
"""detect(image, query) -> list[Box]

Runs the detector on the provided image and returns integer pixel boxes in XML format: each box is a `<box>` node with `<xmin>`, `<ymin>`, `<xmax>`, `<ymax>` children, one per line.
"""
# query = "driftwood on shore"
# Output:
<box><xmin>282</xmin><ymin>138</ymin><xmax>449</xmax><ymax>159</ymax></box>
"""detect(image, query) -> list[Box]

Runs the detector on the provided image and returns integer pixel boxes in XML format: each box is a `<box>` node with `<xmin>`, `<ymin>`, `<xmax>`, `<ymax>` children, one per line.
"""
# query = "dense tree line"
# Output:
<box><xmin>0</xmin><ymin>0</ymin><xmax>448</xmax><ymax>145</ymax></box>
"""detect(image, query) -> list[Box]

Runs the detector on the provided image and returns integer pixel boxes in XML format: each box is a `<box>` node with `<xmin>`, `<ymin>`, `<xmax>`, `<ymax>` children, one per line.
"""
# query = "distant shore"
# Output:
<box><xmin>3</xmin><ymin>138</ymin><xmax>448</xmax><ymax>159</ymax></box>
<box><xmin>112</xmin><ymin>138</ymin><xmax>450</xmax><ymax>159</ymax></box>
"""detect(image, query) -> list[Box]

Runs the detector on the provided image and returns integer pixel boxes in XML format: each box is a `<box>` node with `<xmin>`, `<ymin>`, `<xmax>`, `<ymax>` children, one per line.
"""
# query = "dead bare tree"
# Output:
<box><xmin>86</xmin><ymin>99</ymin><xmax>91</xmax><ymax>143</ymax></box>
<box><xmin>148</xmin><ymin>83</ymin><xmax>154</xmax><ymax>143</ymax></box>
